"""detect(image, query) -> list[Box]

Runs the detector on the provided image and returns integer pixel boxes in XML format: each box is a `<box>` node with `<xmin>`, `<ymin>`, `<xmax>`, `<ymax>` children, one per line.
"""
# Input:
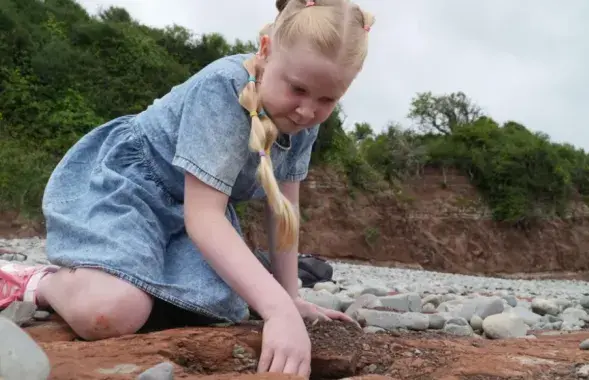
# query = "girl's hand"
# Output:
<box><xmin>293</xmin><ymin>297</ymin><xmax>360</xmax><ymax>327</ymax></box>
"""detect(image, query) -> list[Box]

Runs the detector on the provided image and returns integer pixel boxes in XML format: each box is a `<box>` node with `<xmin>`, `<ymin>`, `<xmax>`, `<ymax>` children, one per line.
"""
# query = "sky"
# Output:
<box><xmin>76</xmin><ymin>0</ymin><xmax>589</xmax><ymax>151</ymax></box>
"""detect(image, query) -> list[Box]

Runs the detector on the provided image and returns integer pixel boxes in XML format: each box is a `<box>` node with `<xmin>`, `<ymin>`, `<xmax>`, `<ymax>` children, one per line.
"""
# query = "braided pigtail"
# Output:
<box><xmin>238</xmin><ymin>57</ymin><xmax>300</xmax><ymax>253</ymax></box>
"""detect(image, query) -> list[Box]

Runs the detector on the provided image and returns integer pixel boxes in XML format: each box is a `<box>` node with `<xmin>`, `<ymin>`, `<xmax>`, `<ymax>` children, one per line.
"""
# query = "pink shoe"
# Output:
<box><xmin>0</xmin><ymin>262</ymin><xmax>59</xmax><ymax>309</ymax></box>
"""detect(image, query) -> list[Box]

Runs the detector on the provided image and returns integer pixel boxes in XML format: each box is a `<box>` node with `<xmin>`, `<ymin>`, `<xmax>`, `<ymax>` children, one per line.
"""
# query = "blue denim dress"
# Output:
<box><xmin>41</xmin><ymin>53</ymin><xmax>320</xmax><ymax>323</ymax></box>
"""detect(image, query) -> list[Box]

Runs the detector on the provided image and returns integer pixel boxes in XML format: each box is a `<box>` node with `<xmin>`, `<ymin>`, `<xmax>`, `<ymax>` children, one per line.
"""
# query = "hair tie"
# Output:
<box><xmin>250</xmin><ymin>110</ymin><xmax>258</xmax><ymax>118</ymax></box>
<box><xmin>259</xmin><ymin>109</ymin><xmax>267</xmax><ymax>118</ymax></box>
<box><xmin>363</xmin><ymin>25</ymin><xmax>371</xmax><ymax>32</ymax></box>
<box><xmin>248</xmin><ymin>75</ymin><xmax>256</xmax><ymax>83</ymax></box>
<box><xmin>258</xmin><ymin>150</ymin><xmax>266</xmax><ymax>157</ymax></box>
<box><xmin>305</xmin><ymin>1</ymin><xmax>315</xmax><ymax>7</ymax></box>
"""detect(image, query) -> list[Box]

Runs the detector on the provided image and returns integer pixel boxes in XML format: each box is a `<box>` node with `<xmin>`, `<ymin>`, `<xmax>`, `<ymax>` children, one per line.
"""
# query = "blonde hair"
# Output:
<box><xmin>239</xmin><ymin>0</ymin><xmax>375</xmax><ymax>253</ymax></box>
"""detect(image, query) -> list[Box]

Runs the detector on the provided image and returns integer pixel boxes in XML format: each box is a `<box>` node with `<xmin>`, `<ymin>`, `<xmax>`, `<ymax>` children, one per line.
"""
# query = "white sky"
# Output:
<box><xmin>76</xmin><ymin>0</ymin><xmax>589</xmax><ymax>151</ymax></box>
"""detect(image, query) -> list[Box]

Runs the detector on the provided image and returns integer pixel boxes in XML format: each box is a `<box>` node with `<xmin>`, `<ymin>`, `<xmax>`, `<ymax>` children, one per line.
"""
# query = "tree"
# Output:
<box><xmin>408</xmin><ymin>91</ymin><xmax>483</xmax><ymax>134</ymax></box>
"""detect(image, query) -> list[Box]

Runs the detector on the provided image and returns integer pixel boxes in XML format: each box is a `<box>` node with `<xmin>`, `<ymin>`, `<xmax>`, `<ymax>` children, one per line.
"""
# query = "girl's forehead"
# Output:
<box><xmin>272</xmin><ymin>42</ymin><xmax>356</xmax><ymax>97</ymax></box>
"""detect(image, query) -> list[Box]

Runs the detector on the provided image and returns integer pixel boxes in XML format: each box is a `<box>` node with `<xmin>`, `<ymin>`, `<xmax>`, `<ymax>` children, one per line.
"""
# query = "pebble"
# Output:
<box><xmin>0</xmin><ymin>316</ymin><xmax>51</xmax><ymax>380</ymax></box>
<box><xmin>136</xmin><ymin>362</ymin><xmax>175</xmax><ymax>380</ymax></box>
<box><xmin>482</xmin><ymin>313</ymin><xmax>528</xmax><ymax>339</ymax></box>
<box><xmin>0</xmin><ymin>301</ymin><xmax>38</xmax><ymax>326</ymax></box>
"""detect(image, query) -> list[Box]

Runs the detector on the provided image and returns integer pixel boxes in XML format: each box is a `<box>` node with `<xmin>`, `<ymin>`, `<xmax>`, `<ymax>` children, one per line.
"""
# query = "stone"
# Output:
<box><xmin>378</xmin><ymin>293</ymin><xmax>422</xmax><ymax>312</ymax></box>
<box><xmin>299</xmin><ymin>288</ymin><xmax>343</xmax><ymax>311</ymax></box>
<box><xmin>0</xmin><ymin>316</ymin><xmax>51</xmax><ymax>380</ymax></box>
<box><xmin>137</xmin><ymin>361</ymin><xmax>175</xmax><ymax>379</ymax></box>
<box><xmin>482</xmin><ymin>313</ymin><xmax>528</xmax><ymax>339</ymax></box>
<box><xmin>0</xmin><ymin>301</ymin><xmax>37</xmax><ymax>326</ymax></box>
<box><xmin>531</xmin><ymin>298</ymin><xmax>560</xmax><ymax>316</ymax></box>
<box><xmin>345</xmin><ymin>294</ymin><xmax>383</xmax><ymax>318</ymax></box>
<box><xmin>356</xmin><ymin>309</ymin><xmax>429</xmax><ymax>331</ymax></box>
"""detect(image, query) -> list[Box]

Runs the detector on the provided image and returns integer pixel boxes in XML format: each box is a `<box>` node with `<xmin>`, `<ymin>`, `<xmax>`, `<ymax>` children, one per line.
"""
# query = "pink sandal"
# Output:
<box><xmin>0</xmin><ymin>262</ymin><xmax>59</xmax><ymax>309</ymax></box>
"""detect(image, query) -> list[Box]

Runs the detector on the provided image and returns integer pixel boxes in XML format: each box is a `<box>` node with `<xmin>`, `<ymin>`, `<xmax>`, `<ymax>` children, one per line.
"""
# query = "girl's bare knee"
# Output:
<box><xmin>45</xmin><ymin>268</ymin><xmax>153</xmax><ymax>341</ymax></box>
<box><xmin>71</xmin><ymin>289</ymin><xmax>153</xmax><ymax>341</ymax></box>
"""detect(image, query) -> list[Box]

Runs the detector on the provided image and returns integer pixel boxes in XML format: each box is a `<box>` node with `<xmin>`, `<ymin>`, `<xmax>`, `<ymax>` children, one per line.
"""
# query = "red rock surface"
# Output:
<box><xmin>23</xmin><ymin>318</ymin><xmax>589</xmax><ymax>380</ymax></box>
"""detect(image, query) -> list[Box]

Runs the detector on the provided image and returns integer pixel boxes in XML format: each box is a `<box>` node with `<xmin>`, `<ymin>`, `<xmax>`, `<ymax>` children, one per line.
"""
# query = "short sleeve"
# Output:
<box><xmin>281</xmin><ymin>125</ymin><xmax>320</xmax><ymax>182</ymax></box>
<box><xmin>172</xmin><ymin>70</ymin><xmax>251</xmax><ymax>196</ymax></box>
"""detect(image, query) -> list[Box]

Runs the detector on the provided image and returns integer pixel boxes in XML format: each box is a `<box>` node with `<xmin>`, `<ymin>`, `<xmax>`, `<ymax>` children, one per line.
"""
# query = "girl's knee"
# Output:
<box><xmin>71</xmin><ymin>290</ymin><xmax>153</xmax><ymax>341</ymax></box>
<box><xmin>49</xmin><ymin>268</ymin><xmax>154</xmax><ymax>340</ymax></box>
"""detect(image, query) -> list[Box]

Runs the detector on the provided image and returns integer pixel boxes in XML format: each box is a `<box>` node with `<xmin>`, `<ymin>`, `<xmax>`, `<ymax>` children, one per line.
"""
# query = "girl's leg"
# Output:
<box><xmin>0</xmin><ymin>263</ymin><xmax>153</xmax><ymax>341</ymax></box>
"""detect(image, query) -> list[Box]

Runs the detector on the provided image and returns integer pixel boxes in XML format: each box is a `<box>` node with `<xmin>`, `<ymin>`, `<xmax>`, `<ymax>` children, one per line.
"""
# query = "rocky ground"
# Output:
<box><xmin>2</xmin><ymin>238</ymin><xmax>589</xmax><ymax>379</ymax></box>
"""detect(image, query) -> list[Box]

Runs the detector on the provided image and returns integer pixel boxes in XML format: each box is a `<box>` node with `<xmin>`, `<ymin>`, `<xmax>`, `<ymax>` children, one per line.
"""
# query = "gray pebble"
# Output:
<box><xmin>34</xmin><ymin>311</ymin><xmax>52</xmax><ymax>321</ymax></box>
<box><xmin>137</xmin><ymin>362</ymin><xmax>174</xmax><ymax>380</ymax></box>
<box><xmin>427</xmin><ymin>314</ymin><xmax>446</xmax><ymax>330</ymax></box>
<box><xmin>580</xmin><ymin>338</ymin><xmax>589</xmax><ymax>350</ymax></box>
<box><xmin>0</xmin><ymin>301</ymin><xmax>37</xmax><ymax>327</ymax></box>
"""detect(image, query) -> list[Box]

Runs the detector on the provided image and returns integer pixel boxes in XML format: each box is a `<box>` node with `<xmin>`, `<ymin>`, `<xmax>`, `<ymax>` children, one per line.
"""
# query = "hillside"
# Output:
<box><xmin>2</xmin><ymin>0</ymin><xmax>589</xmax><ymax>279</ymax></box>
<box><xmin>237</xmin><ymin>165</ymin><xmax>589</xmax><ymax>278</ymax></box>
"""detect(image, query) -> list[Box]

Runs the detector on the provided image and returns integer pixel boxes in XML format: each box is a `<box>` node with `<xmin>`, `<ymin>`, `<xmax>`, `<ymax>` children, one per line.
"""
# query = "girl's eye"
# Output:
<box><xmin>291</xmin><ymin>84</ymin><xmax>306</xmax><ymax>95</ymax></box>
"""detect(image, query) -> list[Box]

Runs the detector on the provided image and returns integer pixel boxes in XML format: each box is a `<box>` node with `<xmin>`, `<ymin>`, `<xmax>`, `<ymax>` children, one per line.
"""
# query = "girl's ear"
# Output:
<box><xmin>258</xmin><ymin>35</ymin><xmax>272</xmax><ymax>60</ymax></box>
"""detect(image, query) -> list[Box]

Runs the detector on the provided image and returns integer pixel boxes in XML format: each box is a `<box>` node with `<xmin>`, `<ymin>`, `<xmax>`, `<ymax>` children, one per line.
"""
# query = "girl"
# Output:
<box><xmin>0</xmin><ymin>0</ymin><xmax>374</xmax><ymax>377</ymax></box>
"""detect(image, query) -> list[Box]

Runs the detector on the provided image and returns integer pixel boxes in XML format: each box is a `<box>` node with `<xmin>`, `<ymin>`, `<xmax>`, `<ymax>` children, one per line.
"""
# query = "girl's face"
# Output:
<box><xmin>257</xmin><ymin>36</ymin><xmax>358</xmax><ymax>135</ymax></box>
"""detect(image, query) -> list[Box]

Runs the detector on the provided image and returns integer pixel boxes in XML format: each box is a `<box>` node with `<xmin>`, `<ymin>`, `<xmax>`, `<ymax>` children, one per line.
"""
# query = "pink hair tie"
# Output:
<box><xmin>305</xmin><ymin>1</ymin><xmax>315</xmax><ymax>7</ymax></box>
<box><xmin>363</xmin><ymin>25</ymin><xmax>371</xmax><ymax>32</ymax></box>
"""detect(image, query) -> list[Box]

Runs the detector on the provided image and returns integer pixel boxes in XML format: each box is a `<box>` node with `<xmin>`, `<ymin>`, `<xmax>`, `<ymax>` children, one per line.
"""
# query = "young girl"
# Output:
<box><xmin>0</xmin><ymin>0</ymin><xmax>374</xmax><ymax>376</ymax></box>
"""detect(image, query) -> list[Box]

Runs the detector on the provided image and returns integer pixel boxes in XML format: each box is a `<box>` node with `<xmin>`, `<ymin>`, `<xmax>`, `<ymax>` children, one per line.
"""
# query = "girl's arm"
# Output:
<box><xmin>184</xmin><ymin>172</ymin><xmax>298</xmax><ymax>321</ymax></box>
<box><xmin>265</xmin><ymin>181</ymin><xmax>301</xmax><ymax>298</ymax></box>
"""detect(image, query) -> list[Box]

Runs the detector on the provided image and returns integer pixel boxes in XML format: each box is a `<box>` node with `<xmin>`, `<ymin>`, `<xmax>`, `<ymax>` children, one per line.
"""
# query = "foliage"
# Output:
<box><xmin>1</xmin><ymin>0</ymin><xmax>588</xmax><ymax>227</ymax></box>
<box><xmin>0</xmin><ymin>0</ymin><xmax>254</xmax><ymax>215</ymax></box>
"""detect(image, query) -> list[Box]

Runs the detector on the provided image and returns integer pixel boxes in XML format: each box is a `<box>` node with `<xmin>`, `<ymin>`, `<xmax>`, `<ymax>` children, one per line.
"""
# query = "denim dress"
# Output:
<box><xmin>41</xmin><ymin>53</ymin><xmax>320</xmax><ymax>323</ymax></box>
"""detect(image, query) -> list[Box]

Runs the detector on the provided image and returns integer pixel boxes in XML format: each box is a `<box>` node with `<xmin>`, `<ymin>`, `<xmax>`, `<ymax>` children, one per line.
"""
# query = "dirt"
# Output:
<box><xmin>23</xmin><ymin>317</ymin><xmax>589</xmax><ymax>380</ymax></box>
<box><xmin>243</xmin><ymin>166</ymin><xmax>589</xmax><ymax>279</ymax></box>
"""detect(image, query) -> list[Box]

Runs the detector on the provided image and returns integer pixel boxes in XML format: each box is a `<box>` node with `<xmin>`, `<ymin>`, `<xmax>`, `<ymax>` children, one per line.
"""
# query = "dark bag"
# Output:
<box><xmin>253</xmin><ymin>249</ymin><xmax>334</xmax><ymax>288</ymax></box>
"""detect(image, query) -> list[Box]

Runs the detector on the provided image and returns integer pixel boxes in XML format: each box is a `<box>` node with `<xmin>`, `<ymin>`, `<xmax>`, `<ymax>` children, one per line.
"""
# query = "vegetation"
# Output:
<box><xmin>1</xmin><ymin>0</ymin><xmax>588</xmax><ymax>226</ymax></box>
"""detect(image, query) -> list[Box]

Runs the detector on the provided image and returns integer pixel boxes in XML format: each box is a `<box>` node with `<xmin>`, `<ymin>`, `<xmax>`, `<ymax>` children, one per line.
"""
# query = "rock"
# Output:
<box><xmin>457</xmin><ymin>296</ymin><xmax>504</xmax><ymax>321</ymax></box>
<box><xmin>345</xmin><ymin>294</ymin><xmax>383</xmax><ymax>317</ymax></box>
<box><xmin>299</xmin><ymin>288</ymin><xmax>343</xmax><ymax>311</ymax></box>
<box><xmin>0</xmin><ymin>301</ymin><xmax>37</xmax><ymax>326</ymax></box>
<box><xmin>577</xmin><ymin>364</ymin><xmax>589</xmax><ymax>379</ymax></box>
<box><xmin>443</xmin><ymin>318</ymin><xmax>474</xmax><ymax>337</ymax></box>
<box><xmin>137</xmin><ymin>361</ymin><xmax>175</xmax><ymax>380</ymax></box>
<box><xmin>421</xmin><ymin>303</ymin><xmax>436</xmax><ymax>313</ymax></box>
<box><xmin>469</xmin><ymin>315</ymin><xmax>483</xmax><ymax>331</ymax></box>
<box><xmin>421</xmin><ymin>294</ymin><xmax>442</xmax><ymax>307</ymax></box>
<box><xmin>356</xmin><ymin>309</ymin><xmax>429</xmax><ymax>331</ymax></box>
<box><xmin>427</xmin><ymin>314</ymin><xmax>446</xmax><ymax>330</ymax></box>
<box><xmin>507</xmin><ymin>306</ymin><xmax>542</xmax><ymax>326</ymax></box>
<box><xmin>313</xmin><ymin>281</ymin><xmax>340</xmax><ymax>294</ymax></box>
<box><xmin>579</xmin><ymin>338</ymin><xmax>589</xmax><ymax>350</ymax></box>
<box><xmin>0</xmin><ymin>316</ymin><xmax>51</xmax><ymax>380</ymax></box>
<box><xmin>378</xmin><ymin>293</ymin><xmax>421</xmax><ymax>312</ymax></box>
<box><xmin>560</xmin><ymin>307</ymin><xmax>587</xmax><ymax>331</ymax></box>
<box><xmin>531</xmin><ymin>298</ymin><xmax>560</xmax><ymax>316</ymax></box>
<box><xmin>482</xmin><ymin>313</ymin><xmax>528</xmax><ymax>339</ymax></box>
<box><xmin>580</xmin><ymin>296</ymin><xmax>589</xmax><ymax>309</ymax></box>
<box><xmin>501</xmin><ymin>295</ymin><xmax>518</xmax><ymax>308</ymax></box>
<box><xmin>360</xmin><ymin>287</ymin><xmax>389</xmax><ymax>297</ymax></box>
<box><xmin>33</xmin><ymin>311</ymin><xmax>52</xmax><ymax>321</ymax></box>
